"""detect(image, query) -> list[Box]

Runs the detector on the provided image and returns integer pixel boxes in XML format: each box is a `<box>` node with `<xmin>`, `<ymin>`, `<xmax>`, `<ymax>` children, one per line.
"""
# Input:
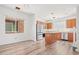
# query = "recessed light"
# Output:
<box><xmin>52</xmin><ymin>17</ymin><xmax>56</xmax><ymax>19</ymax></box>
<box><xmin>50</xmin><ymin>12</ymin><xmax>54</xmax><ymax>15</ymax></box>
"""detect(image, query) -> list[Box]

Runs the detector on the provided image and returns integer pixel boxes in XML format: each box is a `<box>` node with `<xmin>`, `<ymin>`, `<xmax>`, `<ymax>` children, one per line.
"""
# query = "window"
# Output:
<box><xmin>5</xmin><ymin>18</ymin><xmax>24</xmax><ymax>33</ymax></box>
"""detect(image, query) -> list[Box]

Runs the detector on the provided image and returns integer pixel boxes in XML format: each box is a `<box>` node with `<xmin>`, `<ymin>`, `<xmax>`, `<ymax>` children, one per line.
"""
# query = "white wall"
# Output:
<box><xmin>0</xmin><ymin>5</ymin><xmax>36</xmax><ymax>45</ymax></box>
<box><xmin>76</xmin><ymin>6</ymin><xmax>79</xmax><ymax>43</ymax></box>
<box><xmin>53</xmin><ymin>21</ymin><xmax>66</xmax><ymax>29</ymax></box>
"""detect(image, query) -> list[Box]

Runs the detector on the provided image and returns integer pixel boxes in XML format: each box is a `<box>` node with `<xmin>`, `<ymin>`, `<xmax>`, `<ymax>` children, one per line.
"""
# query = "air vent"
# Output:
<box><xmin>15</xmin><ymin>6</ymin><xmax>20</xmax><ymax>10</ymax></box>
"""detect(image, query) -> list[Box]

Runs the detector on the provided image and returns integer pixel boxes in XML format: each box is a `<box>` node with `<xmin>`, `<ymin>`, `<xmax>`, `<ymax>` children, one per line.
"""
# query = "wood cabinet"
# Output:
<box><xmin>67</xmin><ymin>18</ymin><xmax>76</xmax><ymax>28</ymax></box>
<box><xmin>45</xmin><ymin>33</ymin><xmax>61</xmax><ymax>45</ymax></box>
<box><xmin>54</xmin><ymin>33</ymin><xmax>61</xmax><ymax>40</ymax></box>
<box><xmin>45</xmin><ymin>33</ymin><xmax>55</xmax><ymax>45</ymax></box>
<box><xmin>66</xmin><ymin>18</ymin><xmax>76</xmax><ymax>42</ymax></box>
<box><xmin>68</xmin><ymin>33</ymin><xmax>73</xmax><ymax>42</ymax></box>
<box><xmin>46</xmin><ymin>23</ymin><xmax>53</xmax><ymax>29</ymax></box>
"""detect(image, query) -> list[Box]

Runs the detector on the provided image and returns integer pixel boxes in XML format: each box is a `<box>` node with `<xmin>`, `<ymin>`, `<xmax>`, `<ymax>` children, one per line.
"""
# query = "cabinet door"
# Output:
<box><xmin>46</xmin><ymin>23</ymin><xmax>53</xmax><ymax>29</ymax></box>
<box><xmin>67</xmin><ymin>18</ymin><xmax>76</xmax><ymax>28</ymax></box>
<box><xmin>54</xmin><ymin>33</ymin><xmax>61</xmax><ymax>40</ymax></box>
<box><xmin>45</xmin><ymin>33</ymin><xmax>57</xmax><ymax>45</ymax></box>
<box><xmin>45</xmin><ymin>33</ymin><xmax>54</xmax><ymax>45</ymax></box>
<box><xmin>68</xmin><ymin>33</ymin><xmax>73</xmax><ymax>42</ymax></box>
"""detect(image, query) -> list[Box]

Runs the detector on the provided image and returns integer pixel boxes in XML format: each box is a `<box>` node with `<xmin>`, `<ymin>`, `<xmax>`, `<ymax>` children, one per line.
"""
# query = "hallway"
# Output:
<box><xmin>0</xmin><ymin>40</ymin><xmax>79</xmax><ymax>55</ymax></box>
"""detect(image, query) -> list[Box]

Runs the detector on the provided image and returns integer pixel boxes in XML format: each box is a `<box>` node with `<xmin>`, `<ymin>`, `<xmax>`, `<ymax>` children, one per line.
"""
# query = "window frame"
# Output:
<box><xmin>5</xmin><ymin>18</ymin><xmax>24</xmax><ymax>34</ymax></box>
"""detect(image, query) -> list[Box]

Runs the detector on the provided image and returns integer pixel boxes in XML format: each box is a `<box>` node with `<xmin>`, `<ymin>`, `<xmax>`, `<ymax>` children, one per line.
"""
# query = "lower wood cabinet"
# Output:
<box><xmin>45</xmin><ymin>32</ymin><xmax>75</xmax><ymax>45</ymax></box>
<box><xmin>45</xmin><ymin>33</ymin><xmax>54</xmax><ymax>45</ymax></box>
<box><xmin>68</xmin><ymin>33</ymin><xmax>73</xmax><ymax>42</ymax></box>
<box><xmin>54</xmin><ymin>33</ymin><xmax>61</xmax><ymax>40</ymax></box>
<box><xmin>45</xmin><ymin>33</ymin><xmax>61</xmax><ymax>45</ymax></box>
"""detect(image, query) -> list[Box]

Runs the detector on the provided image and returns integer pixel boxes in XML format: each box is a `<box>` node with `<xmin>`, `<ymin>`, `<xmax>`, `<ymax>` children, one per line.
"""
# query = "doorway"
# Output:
<box><xmin>36</xmin><ymin>21</ymin><xmax>45</xmax><ymax>41</ymax></box>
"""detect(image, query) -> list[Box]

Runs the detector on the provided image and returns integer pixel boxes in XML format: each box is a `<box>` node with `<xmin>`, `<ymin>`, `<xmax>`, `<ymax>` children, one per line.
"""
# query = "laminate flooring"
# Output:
<box><xmin>0</xmin><ymin>40</ymin><xmax>79</xmax><ymax>55</ymax></box>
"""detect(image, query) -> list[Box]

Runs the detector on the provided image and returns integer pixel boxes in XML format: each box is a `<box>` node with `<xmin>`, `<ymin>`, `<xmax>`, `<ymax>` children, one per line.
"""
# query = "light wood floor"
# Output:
<box><xmin>0</xmin><ymin>40</ymin><xmax>79</xmax><ymax>55</ymax></box>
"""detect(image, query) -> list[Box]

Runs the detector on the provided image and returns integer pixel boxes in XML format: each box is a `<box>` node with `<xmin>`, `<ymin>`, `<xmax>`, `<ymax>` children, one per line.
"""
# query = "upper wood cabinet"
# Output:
<box><xmin>46</xmin><ymin>23</ymin><xmax>53</xmax><ymax>29</ymax></box>
<box><xmin>67</xmin><ymin>18</ymin><xmax>76</xmax><ymax>28</ymax></box>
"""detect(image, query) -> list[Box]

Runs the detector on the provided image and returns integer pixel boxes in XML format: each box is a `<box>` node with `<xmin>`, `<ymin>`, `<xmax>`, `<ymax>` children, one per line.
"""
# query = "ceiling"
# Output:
<box><xmin>3</xmin><ymin>4</ymin><xmax>78</xmax><ymax>20</ymax></box>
